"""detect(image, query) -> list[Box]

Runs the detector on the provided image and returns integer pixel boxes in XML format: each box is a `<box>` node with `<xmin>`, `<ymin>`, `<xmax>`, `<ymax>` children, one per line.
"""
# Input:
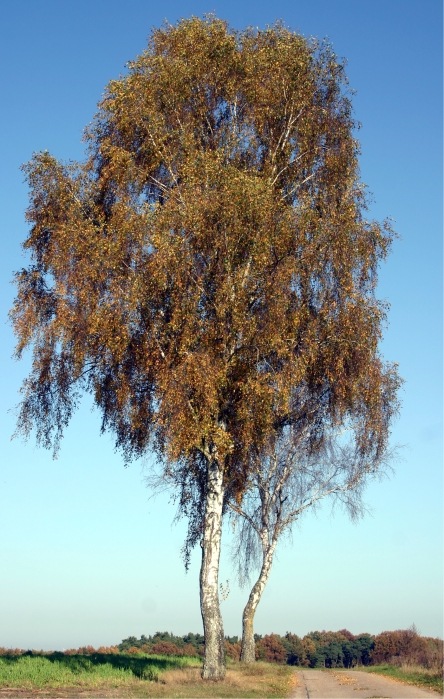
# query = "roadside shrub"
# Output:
<box><xmin>372</xmin><ymin>629</ymin><xmax>437</xmax><ymax>667</ymax></box>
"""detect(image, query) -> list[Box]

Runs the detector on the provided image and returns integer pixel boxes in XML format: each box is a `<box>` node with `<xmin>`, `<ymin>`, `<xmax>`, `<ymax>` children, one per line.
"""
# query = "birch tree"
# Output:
<box><xmin>230</xmin><ymin>420</ymin><xmax>395</xmax><ymax>663</ymax></box>
<box><xmin>11</xmin><ymin>17</ymin><xmax>400</xmax><ymax>680</ymax></box>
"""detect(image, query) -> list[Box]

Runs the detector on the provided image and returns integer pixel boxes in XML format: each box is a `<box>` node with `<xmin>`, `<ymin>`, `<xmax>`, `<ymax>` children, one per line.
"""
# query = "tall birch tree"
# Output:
<box><xmin>11</xmin><ymin>17</ymin><xmax>400</xmax><ymax>680</ymax></box>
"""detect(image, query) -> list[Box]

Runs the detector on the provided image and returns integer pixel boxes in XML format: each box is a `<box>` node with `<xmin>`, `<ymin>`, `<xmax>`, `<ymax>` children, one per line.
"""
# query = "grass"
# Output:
<box><xmin>148</xmin><ymin>661</ymin><xmax>295</xmax><ymax>697</ymax></box>
<box><xmin>0</xmin><ymin>652</ymin><xmax>197</xmax><ymax>695</ymax></box>
<box><xmin>0</xmin><ymin>653</ymin><xmax>296</xmax><ymax>697</ymax></box>
<box><xmin>362</xmin><ymin>663</ymin><xmax>443</xmax><ymax>694</ymax></box>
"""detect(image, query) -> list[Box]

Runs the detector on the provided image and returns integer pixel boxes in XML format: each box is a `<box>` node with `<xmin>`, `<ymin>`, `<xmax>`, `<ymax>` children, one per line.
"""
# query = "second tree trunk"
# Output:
<box><xmin>240</xmin><ymin>541</ymin><xmax>277</xmax><ymax>663</ymax></box>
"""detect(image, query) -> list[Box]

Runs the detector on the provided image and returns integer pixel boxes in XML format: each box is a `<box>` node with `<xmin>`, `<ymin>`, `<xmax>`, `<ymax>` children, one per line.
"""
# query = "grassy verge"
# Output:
<box><xmin>362</xmin><ymin>663</ymin><xmax>443</xmax><ymax>694</ymax></box>
<box><xmin>0</xmin><ymin>653</ymin><xmax>197</xmax><ymax>695</ymax></box>
<box><xmin>149</xmin><ymin>661</ymin><xmax>295</xmax><ymax>697</ymax></box>
<box><xmin>0</xmin><ymin>654</ymin><xmax>295</xmax><ymax>697</ymax></box>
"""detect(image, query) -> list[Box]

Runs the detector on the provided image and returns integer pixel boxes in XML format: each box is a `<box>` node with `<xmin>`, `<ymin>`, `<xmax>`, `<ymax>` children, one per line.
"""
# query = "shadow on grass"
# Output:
<box><xmin>2</xmin><ymin>652</ymin><xmax>194</xmax><ymax>681</ymax></box>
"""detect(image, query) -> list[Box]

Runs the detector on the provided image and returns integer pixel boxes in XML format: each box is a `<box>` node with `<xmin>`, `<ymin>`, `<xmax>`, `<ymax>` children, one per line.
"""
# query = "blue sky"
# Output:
<box><xmin>1</xmin><ymin>0</ymin><xmax>442</xmax><ymax>650</ymax></box>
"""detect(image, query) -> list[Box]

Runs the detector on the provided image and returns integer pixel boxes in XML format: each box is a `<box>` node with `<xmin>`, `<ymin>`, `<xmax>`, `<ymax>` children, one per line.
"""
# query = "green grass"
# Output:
<box><xmin>363</xmin><ymin>663</ymin><xmax>443</xmax><ymax>694</ymax></box>
<box><xmin>0</xmin><ymin>651</ymin><xmax>199</xmax><ymax>691</ymax></box>
<box><xmin>0</xmin><ymin>654</ymin><xmax>294</xmax><ymax>697</ymax></box>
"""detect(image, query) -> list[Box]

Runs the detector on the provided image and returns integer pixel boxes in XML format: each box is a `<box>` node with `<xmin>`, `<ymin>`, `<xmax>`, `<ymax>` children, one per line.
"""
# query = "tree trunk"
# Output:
<box><xmin>200</xmin><ymin>459</ymin><xmax>226</xmax><ymax>680</ymax></box>
<box><xmin>240</xmin><ymin>542</ymin><xmax>276</xmax><ymax>663</ymax></box>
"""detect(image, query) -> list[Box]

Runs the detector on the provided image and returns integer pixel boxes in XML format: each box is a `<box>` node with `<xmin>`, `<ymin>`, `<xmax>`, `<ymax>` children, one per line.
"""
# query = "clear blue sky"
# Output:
<box><xmin>1</xmin><ymin>0</ymin><xmax>442</xmax><ymax>650</ymax></box>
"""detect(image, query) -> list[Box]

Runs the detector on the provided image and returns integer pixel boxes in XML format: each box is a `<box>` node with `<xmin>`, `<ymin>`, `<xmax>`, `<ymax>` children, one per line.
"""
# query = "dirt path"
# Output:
<box><xmin>292</xmin><ymin>669</ymin><xmax>439</xmax><ymax>698</ymax></box>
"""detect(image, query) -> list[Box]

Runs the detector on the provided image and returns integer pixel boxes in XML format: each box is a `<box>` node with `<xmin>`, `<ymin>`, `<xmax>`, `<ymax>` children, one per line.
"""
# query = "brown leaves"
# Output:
<box><xmin>12</xmin><ymin>16</ymin><xmax>399</xmax><ymax>488</ymax></box>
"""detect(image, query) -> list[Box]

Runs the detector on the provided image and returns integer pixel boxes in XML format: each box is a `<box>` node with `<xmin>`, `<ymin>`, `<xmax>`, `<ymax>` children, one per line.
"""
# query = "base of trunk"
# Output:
<box><xmin>202</xmin><ymin>631</ymin><xmax>226</xmax><ymax>680</ymax></box>
<box><xmin>240</xmin><ymin>642</ymin><xmax>256</xmax><ymax>664</ymax></box>
<box><xmin>201</xmin><ymin>626</ymin><xmax>226</xmax><ymax>679</ymax></box>
<box><xmin>201</xmin><ymin>663</ymin><xmax>226</xmax><ymax>680</ymax></box>
<box><xmin>241</xmin><ymin>614</ymin><xmax>256</xmax><ymax>663</ymax></box>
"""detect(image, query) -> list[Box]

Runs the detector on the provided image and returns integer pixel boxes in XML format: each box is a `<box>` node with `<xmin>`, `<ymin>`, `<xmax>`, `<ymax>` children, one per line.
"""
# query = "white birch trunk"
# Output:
<box><xmin>200</xmin><ymin>458</ymin><xmax>226</xmax><ymax>680</ymax></box>
<box><xmin>240</xmin><ymin>539</ymin><xmax>277</xmax><ymax>663</ymax></box>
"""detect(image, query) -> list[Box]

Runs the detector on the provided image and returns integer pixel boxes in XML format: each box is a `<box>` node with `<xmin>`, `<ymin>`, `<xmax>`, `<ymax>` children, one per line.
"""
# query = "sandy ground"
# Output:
<box><xmin>291</xmin><ymin>669</ymin><xmax>440</xmax><ymax>698</ymax></box>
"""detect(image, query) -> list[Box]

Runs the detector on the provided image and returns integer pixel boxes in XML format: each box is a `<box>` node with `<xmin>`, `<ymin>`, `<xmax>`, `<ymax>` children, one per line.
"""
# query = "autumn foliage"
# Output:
<box><xmin>13</xmin><ymin>16</ymin><xmax>399</xmax><ymax>490</ymax></box>
<box><xmin>372</xmin><ymin>629</ymin><xmax>443</xmax><ymax>670</ymax></box>
<box><xmin>256</xmin><ymin>634</ymin><xmax>288</xmax><ymax>663</ymax></box>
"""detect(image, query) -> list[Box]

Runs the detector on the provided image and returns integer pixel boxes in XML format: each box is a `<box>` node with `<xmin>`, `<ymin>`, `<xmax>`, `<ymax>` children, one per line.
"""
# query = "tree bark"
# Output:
<box><xmin>200</xmin><ymin>459</ymin><xmax>226</xmax><ymax>680</ymax></box>
<box><xmin>240</xmin><ymin>541</ymin><xmax>277</xmax><ymax>663</ymax></box>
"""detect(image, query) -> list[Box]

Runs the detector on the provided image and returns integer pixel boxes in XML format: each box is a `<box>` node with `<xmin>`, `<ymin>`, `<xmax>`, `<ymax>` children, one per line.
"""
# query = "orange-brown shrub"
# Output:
<box><xmin>372</xmin><ymin>629</ymin><xmax>443</xmax><ymax>670</ymax></box>
<box><xmin>225</xmin><ymin>639</ymin><xmax>241</xmax><ymax>660</ymax></box>
<box><xmin>151</xmin><ymin>641</ymin><xmax>183</xmax><ymax>655</ymax></box>
<box><xmin>256</xmin><ymin>634</ymin><xmax>287</xmax><ymax>663</ymax></box>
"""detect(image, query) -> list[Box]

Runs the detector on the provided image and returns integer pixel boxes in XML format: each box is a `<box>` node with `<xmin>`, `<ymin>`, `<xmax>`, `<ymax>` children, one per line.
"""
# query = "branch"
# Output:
<box><xmin>281</xmin><ymin>172</ymin><xmax>315</xmax><ymax>201</ymax></box>
<box><xmin>270</xmin><ymin>151</ymin><xmax>308</xmax><ymax>187</ymax></box>
<box><xmin>228</xmin><ymin>501</ymin><xmax>261</xmax><ymax>536</ymax></box>
<box><xmin>270</xmin><ymin>104</ymin><xmax>306</xmax><ymax>168</ymax></box>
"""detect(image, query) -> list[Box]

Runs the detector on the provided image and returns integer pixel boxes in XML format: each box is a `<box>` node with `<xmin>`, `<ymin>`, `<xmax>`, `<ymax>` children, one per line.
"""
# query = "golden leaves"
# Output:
<box><xmin>13</xmin><ymin>16</ymin><xmax>399</xmax><ymax>481</ymax></box>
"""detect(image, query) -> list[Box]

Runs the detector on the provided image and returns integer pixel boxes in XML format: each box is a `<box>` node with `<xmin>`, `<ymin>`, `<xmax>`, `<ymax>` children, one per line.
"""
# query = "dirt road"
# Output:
<box><xmin>292</xmin><ymin>669</ymin><xmax>439</xmax><ymax>698</ymax></box>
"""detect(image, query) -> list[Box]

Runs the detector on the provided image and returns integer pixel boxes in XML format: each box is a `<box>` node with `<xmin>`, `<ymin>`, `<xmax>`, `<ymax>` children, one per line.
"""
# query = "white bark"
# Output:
<box><xmin>240</xmin><ymin>538</ymin><xmax>277</xmax><ymax>663</ymax></box>
<box><xmin>200</xmin><ymin>459</ymin><xmax>226</xmax><ymax>680</ymax></box>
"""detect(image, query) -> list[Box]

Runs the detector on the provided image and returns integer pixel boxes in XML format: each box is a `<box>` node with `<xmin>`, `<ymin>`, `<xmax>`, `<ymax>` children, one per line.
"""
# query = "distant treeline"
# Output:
<box><xmin>115</xmin><ymin>628</ymin><xmax>442</xmax><ymax>670</ymax></box>
<box><xmin>1</xmin><ymin>628</ymin><xmax>441</xmax><ymax>671</ymax></box>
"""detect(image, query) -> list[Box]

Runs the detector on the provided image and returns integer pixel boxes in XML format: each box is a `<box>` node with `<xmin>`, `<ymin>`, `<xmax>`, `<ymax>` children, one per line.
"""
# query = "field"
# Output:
<box><xmin>0</xmin><ymin>653</ymin><xmax>295</xmax><ymax>697</ymax></box>
<box><xmin>1</xmin><ymin>652</ymin><xmax>442</xmax><ymax>697</ymax></box>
